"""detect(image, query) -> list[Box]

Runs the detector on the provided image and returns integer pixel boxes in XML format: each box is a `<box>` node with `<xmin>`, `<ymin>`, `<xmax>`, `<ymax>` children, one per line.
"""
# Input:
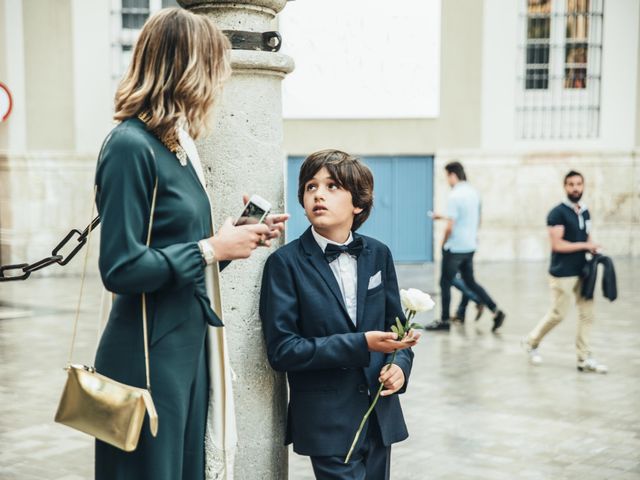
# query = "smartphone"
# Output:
<box><xmin>235</xmin><ymin>194</ymin><xmax>271</xmax><ymax>226</ymax></box>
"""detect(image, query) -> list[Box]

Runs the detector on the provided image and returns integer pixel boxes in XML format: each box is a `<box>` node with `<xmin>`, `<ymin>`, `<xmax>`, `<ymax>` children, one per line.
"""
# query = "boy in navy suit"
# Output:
<box><xmin>260</xmin><ymin>149</ymin><xmax>419</xmax><ymax>480</ymax></box>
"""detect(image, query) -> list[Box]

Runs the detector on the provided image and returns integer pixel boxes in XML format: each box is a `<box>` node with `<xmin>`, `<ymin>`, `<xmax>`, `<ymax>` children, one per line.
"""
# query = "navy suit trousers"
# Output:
<box><xmin>310</xmin><ymin>415</ymin><xmax>390</xmax><ymax>480</ymax></box>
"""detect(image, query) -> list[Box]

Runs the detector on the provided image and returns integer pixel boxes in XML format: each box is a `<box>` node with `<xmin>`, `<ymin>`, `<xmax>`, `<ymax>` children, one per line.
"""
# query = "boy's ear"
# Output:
<box><xmin>353</xmin><ymin>207</ymin><xmax>363</xmax><ymax>215</ymax></box>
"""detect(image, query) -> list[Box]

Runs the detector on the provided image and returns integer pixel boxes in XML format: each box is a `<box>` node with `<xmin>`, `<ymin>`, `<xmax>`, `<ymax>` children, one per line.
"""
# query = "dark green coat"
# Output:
<box><xmin>94</xmin><ymin>118</ymin><xmax>224</xmax><ymax>480</ymax></box>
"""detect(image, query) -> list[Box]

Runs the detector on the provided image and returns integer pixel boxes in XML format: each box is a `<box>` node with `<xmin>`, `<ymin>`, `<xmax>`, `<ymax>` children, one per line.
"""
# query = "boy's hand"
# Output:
<box><xmin>379</xmin><ymin>364</ymin><xmax>405</xmax><ymax>396</ymax></box>
<box><xmin>365</xmin><ymin>331</ymin><xmax>415</xmax><ymax>353</ymax></box>
<box><xmin>402</xmin><ymin>329</ymin><xmax>421</xmax><ymax>345</ymax></box>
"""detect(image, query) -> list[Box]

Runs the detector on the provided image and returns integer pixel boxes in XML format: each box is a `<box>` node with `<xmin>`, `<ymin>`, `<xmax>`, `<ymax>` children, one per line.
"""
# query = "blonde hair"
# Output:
<box><xmin>114</xmin><ymin>8</ymin><xmax>231</xmax><ymax>142</ymax></box>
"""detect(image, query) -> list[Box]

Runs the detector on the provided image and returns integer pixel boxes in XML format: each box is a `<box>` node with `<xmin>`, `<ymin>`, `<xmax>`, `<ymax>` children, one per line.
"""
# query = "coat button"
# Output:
<box><xmin>357</xmin><ymin>384</ymin><xmax>367</xmax><ymax>394</ymax></box>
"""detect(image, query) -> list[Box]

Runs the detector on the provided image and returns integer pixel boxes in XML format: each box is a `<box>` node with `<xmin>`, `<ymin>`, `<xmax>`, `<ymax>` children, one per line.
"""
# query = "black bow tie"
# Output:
<box><xmin>324</xmin><ymin>237</ymin><xmax>364</xmax><ymax>263</ymax></box>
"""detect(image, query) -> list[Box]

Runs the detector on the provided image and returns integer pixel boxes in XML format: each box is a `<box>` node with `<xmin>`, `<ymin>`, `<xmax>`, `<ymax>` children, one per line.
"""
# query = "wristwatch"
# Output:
<box><xmin>198</xmin><ymin>239</ymin><xmax>216</xmax><ymax>266</ymax></box>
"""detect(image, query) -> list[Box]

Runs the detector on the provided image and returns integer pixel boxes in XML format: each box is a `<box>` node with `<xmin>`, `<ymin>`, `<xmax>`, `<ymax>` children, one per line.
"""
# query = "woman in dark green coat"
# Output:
<box><xmin>93</xmin><ymin>8</ymin><xmax>286</xmax><ymax>480</ymax></box>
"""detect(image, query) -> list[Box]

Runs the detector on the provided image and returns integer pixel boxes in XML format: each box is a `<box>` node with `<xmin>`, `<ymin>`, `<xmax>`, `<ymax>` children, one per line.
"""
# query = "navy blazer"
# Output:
<box><xmin>260</xmin><ymin>227</ymin><xmax>413</xmax><ymax>457</ymax></box>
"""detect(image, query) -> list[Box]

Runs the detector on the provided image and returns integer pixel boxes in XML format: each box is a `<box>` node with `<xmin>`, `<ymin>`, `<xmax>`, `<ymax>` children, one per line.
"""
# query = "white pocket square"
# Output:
<box><xmin>368</xmin><ymin>271</ymin><xmax>382</xmax><ymax>290</ymax></box>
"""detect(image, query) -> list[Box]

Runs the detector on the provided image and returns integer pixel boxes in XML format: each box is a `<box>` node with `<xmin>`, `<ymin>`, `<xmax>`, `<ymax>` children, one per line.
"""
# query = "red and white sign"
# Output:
<box><xmin>0</xmin><ymin>82</ymin><xmax>13</xmax><ymax>122</ymax></box>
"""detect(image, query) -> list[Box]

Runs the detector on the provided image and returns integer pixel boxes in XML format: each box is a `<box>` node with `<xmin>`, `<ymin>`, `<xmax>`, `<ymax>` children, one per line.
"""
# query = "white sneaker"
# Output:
<box><xmin>521</xmin><ymin>337</ymin><xmax>543</xmax><ymax>365</ymax></box>
<box><xmin>577</xmin><ymin>357</ymin><xmax>608</xmax><ymax>374</ymax></box>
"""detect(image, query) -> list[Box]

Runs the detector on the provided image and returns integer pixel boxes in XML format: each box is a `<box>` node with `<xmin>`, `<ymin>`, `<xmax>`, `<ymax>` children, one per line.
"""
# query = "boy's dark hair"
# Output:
<box><xmin>444</xmin><ymin>161</ymin><xmax>466</xmax><ymax>181</ymax></box>
<box><xmin>297</xmin><ymin>149</ymin><xmax>374</xmax><ymax>231</ymax></box>
<box><xmin>564</xmin><ymin>170</ymin><xmax>584</xmax><ymax>184</ymax></box>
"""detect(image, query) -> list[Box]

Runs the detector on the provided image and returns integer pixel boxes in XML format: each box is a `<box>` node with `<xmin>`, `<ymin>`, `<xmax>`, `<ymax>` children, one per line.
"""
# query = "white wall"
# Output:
<box><xmin>480</xmin><ymin>0</ymin><xmax>518</xmax><ymax>150</ymax></box>
<box><xmin>72</xmin><ymin>0</ymin><xmax>114</xmax><ymax>154</ymax></box>
<box><xmin>598</xmin><ymin>0</ymin><xmax>640</xmax><ymax>151</ymax></box>
<box><xmin>0</xmin><ymin>0</ymin><xmax>27</xmax><ymax>153</ymax></box>
<box><xmin>280</xmin><ymin>0</ymin><xmax>441</xmax><ymax>119</ymax></box>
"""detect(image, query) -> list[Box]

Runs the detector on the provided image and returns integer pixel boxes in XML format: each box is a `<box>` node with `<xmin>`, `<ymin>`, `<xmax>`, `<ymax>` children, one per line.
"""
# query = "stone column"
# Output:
<box><xmin>178</xmin><ymin>1</ymin><xmax>294</xmax><ymax>479</ymax></box>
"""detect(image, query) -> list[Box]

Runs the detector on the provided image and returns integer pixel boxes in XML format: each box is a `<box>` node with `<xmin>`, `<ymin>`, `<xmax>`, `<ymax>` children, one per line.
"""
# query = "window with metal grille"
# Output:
<box><xmin>110</xmin><ymin>0</ymin><xmax>179</xmax><ymax>90</ymax></box>
<box><xmin>564</xmin><ymin>0</ymin><xmax>590</xmax><ymax>89</ymax></box>
<box><xmin>525</xmin><ymin>0</ymin><xmax>551</xmax><ymax>90</ymax></box>
<box><xmin>121</xmin><ymin>0</ymin><xmax>150</xmax><ymax>29</ymax></box>
<box><xmin>516</xmin><ymin>0</ymin><xmax>603</xmax><ymax>139</ymax></box>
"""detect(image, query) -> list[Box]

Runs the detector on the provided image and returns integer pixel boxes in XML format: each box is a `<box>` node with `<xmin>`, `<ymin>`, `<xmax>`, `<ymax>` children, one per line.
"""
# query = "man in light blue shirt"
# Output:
<box><xmin>445</xmin><ymin>181</ymin><xmax>480</xmax><ymax>252</ymax></box>
<box><xmin>425</xmin><ymin>161</ymin><xmax>506</xmax><ymax>332</ymax></box>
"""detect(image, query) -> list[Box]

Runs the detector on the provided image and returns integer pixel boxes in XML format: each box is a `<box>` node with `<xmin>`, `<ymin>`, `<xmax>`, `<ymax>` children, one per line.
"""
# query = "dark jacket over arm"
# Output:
<box><xmin>581</xmin><ymin>254</ymin><xmax>617</xmax><ymax>301</ymax></box>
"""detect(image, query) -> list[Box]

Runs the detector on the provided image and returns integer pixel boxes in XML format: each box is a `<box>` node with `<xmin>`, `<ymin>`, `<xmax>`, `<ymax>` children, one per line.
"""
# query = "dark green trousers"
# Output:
<box><xmin>95</xmin><ymin>316</ymin><xmax>209</xmax><ymax>480</ymax></box>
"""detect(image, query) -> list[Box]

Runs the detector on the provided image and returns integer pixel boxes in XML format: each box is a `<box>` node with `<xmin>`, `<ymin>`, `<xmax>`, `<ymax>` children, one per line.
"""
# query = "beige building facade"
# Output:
<box><xmin>1</xmin><ymin>0</ymin><xmax>639</xmax><ymax>272</ymax></box>
<box><xmin>0</xmin><ymin>0</ymin><xmax>113</xmax><ymax>272</ymax></box>
<box><xmin>283</xmin><ymin>0</ymin><xmax>640</xmax><ymax>262</ymax></box>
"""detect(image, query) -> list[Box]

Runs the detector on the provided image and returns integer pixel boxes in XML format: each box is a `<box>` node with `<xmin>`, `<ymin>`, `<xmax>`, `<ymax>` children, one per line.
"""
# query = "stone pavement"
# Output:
<box><xmin>1</xmin><ymin>259</ymin><xmax>639</xmax><ymax>479</ymax></box>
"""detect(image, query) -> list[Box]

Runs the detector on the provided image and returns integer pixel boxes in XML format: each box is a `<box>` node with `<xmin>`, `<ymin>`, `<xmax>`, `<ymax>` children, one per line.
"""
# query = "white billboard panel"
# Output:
<box><xmin>281</xmin><ymin>0</ymin><xmax>441</xmax><ymax>119</ymax></box>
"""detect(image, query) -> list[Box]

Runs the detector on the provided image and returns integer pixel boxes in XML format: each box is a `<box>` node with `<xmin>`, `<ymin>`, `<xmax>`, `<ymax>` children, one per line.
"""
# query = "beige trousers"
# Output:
<box><xmin>528</xmin><ymin>275</ymin><xmax>594</xmax><ymax>361</ymax></box>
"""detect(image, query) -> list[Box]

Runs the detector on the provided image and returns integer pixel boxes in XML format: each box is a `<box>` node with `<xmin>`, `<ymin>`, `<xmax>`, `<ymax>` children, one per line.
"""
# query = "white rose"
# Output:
<box><xmin>400</xmin><ymin>288</ymin><xmax>435</xmax><ymax>313</ymax></box>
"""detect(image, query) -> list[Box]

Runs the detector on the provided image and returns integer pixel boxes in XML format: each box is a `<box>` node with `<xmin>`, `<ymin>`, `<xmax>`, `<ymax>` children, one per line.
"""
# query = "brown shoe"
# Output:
<box><xmin>474</xmin><ymin>304</ymin><xmax>485</xmax><ymax>321</ymax></box>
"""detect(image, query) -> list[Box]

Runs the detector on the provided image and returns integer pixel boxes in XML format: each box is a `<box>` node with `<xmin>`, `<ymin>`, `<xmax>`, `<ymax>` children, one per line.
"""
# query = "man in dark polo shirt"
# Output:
<box><xmin>522</xmin><ymin>170</ymin><xmax>607</xmax><ymax>373</ymax></box>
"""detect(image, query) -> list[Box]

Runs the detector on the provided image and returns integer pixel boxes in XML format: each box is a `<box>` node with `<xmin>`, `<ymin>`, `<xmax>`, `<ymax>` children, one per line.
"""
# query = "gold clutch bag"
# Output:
<box><xmin>55</xmin><ymin>181</ymin><xmax>159</xmax><ymax>452</ymax></box>
<box><xmin>55</xmin><ymin>365</ymin><xmax>158</xmax><ymax>452</ymax></box>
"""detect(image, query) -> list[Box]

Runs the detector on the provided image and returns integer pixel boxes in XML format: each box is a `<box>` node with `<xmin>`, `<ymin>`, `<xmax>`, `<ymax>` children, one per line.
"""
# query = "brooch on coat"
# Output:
<box><xmin>137</xmin><ymin>111</ymin><xmax>188</xmax><ymax>166</ymax></box>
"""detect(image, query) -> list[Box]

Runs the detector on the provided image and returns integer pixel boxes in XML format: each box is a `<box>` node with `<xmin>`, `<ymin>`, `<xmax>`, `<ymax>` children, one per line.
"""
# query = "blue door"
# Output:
<box><xmin>286</xmin><ymin>155</ymin><xmax>433</xmax><ymax>263</ymax></box>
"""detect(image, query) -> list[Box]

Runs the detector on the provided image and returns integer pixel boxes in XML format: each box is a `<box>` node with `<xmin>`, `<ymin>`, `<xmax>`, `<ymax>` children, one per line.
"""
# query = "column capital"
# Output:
<box><xmin>230</xmin><ymin>50</ymin><xmax>294</xmax><ymax>77</ymax></box>
<box><xmin>178</xmin><ymin>0</ymin><xmax>287</xmax><ymax>16</ymax></box>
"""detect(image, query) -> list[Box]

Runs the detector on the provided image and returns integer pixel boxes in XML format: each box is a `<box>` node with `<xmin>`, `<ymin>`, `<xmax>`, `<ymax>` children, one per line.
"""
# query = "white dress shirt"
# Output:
<box><xmin>311</xmin><ymin>227</ymin><xmax>358</xmax><ymax>325</ymax></box>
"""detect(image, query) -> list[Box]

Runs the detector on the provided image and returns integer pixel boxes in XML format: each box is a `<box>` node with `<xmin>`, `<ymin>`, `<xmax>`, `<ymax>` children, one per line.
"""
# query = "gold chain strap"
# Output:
<box><xmin>142</xmin><ymin>178</ymin><xmax>158</xmax><ymax>391</ymax></box>
<box><xmin>68</xmin><ymin>179</ymin><xmax>158</xmax><ymax>394</ymax></box>
<box><xmin>67</xmin><ymin>187</ymin><xmax>97</xmax><ymax>365</ymax></box>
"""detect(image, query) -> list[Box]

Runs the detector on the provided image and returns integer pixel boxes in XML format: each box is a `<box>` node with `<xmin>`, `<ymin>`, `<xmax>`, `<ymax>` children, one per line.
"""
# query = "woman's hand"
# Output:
<box><xmin>208</xmin><ymin>218</ymin><xmax>270</xmax><ymax>261</ymax></box>
<box><xmin>242</xmin><ymin>194</ymin><xmax>289</xmax><ymax>245</ymax></box>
